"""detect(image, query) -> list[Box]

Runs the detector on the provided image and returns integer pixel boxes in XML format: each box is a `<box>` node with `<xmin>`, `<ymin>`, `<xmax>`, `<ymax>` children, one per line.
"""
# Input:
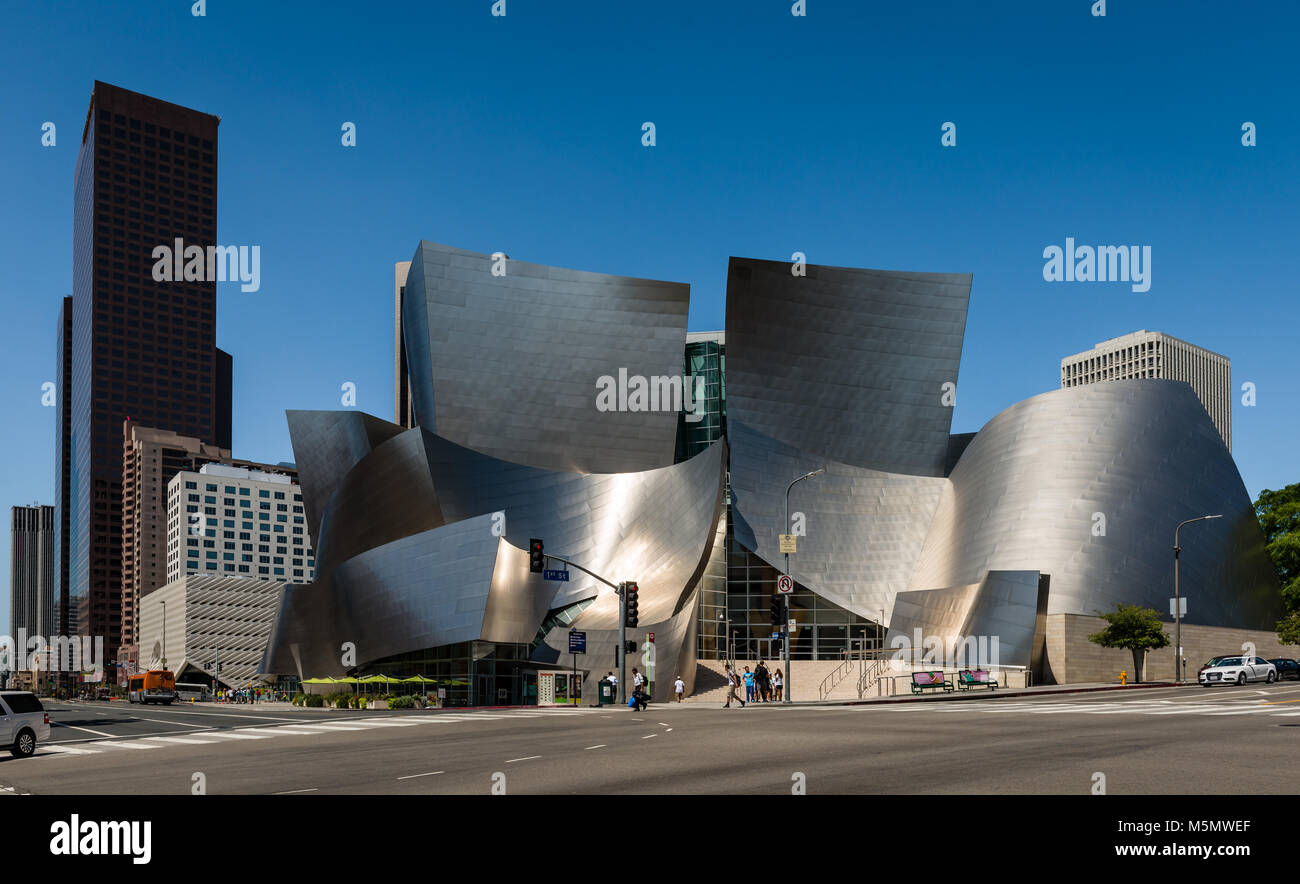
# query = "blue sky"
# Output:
<box><xmin>1</xmin><ymin>1</ymin><xmax>1297</xmax><ymax>636</ymax></box>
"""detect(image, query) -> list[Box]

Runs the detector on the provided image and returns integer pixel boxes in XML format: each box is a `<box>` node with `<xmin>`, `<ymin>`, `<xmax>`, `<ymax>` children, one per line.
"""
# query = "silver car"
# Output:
<box><xmin>0</xmin><ymin>691</ymin><xmax>52</xmax><ymax>757</ymax></box>
<box><xmin>1198</xmin><ymin>655</ymin><xmax>1277</xmax><ymax>687</ymax></box>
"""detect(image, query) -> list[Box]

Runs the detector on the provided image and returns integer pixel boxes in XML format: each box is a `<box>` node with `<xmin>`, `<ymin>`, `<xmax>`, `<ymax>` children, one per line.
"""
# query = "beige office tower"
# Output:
<box><xmin>1060</xmin><ymin>330</ymin><xmax>1231</xmax><ymax>450</ymax></box>
<box><xmin>394</xmin><ymin>260</ymin><xmax>414</xmax><ymax>428</ymax></box>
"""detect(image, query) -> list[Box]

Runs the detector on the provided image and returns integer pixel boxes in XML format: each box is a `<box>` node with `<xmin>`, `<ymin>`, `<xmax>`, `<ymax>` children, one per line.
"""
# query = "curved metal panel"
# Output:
<box><xmin>286</xmin><ymin>410</ymin><xmax>406</xmax><ymax>543</ymax></box>
<box><xmin>728</xmin><ymin>418</ymin><xmax>947</xmax><ymax>623</ymax></box>
<box><xmin>262</xmin><ymin>410</ymin><xmax>727</xmax><ymax>677</ymax></box>
<box><xmin>403</xmin><ymin>240</ymin><xmax>690</xmax><ymax>474</ymax></box>
<box><xmin>912</xmin><ymin>380</ymin><xmax>1282</xmax><ymax>629</ymax></box>
<box><xmin>725</xmin><ymin>256</ymin><xmax>971</xmax><ymax>476</ymax></box>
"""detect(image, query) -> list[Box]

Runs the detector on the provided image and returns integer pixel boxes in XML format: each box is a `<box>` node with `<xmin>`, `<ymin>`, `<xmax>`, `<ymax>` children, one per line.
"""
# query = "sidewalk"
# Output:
<box><xmin>677</xmin><ymin>680</ymin><xmax>1180</xmax><ymax>708</ymax></box>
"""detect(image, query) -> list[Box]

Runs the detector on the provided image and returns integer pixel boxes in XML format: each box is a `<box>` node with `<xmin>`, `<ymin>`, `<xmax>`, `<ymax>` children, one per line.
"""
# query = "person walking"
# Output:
<box><xmin>743</xmin><ymin>666</ymin><xmax>755</xmax><ymax>703</ymax></box>
<box><xmin>673</xmin><ymin>675</ymin><xmax>685</xmax><ymax>702</ymax></box>
<box><xmin>724</xmin><ymin>666</ymin><xmax>745</xmax><ymax>707</ymax></box>
<box><xmin>773</xmin><ymin>668</ymin><xmax>784</xmax><ymax>702</ymax></box>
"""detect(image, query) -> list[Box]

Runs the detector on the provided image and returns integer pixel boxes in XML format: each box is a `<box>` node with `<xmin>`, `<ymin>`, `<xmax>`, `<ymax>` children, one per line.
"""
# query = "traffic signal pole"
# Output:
<box><xmin>530</xmin><ymin>543</ymin><xmax>630</xmax><ymax>705</ymax></box>
<box><xmin>618</xmin><ymin>584</ymin><xmax>627</xmax><ymax>705</ymax></box>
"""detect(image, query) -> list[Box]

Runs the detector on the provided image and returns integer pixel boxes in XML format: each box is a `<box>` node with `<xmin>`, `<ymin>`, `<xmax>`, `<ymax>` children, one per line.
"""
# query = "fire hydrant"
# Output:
<box><xmin>1119</xmin><ymin>669</ymin><xmax>1128</xmax><ymax>685</ymax></box>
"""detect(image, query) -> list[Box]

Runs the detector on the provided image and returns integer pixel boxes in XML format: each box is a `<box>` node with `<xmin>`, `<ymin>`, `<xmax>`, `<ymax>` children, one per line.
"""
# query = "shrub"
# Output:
<box><xmin>352</xmin><ymin>695</ymin><xmax>367</xmax><ymax>709</ymax></box>
<box><xmin>388</xmin><ymin>695</ymin><xmax>417</xmax><ymax>709</ymax></box>
<box><xmin>291</xmin><ymin>693</ymin><xmax>306</xmax><ymax>706</ymax></box>
<box><xmin>304</xmin><ymin>694</ymin><xmax>324</xmax><ymax>708</ymax></box>
<box><xmin>335</xmin><ymin>696</ymin><xmax>349</xmax><ymax>709</ymax></box>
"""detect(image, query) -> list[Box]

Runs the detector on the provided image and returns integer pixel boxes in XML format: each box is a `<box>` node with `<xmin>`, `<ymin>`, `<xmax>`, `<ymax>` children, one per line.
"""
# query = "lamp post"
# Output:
<box><xmin>1174</xmin><ymin>514</ymin><xmax>1222</xmax><ymax>684</ymax></box>
<box><xmin>784</xmin><ymin>468</ymin><xmax>825</xmax><ymax>703</ymax></box>
<box><xmin>160</xmin><ymin>600</ymin><xmax>167</xmax><ymax>671</ymax></box>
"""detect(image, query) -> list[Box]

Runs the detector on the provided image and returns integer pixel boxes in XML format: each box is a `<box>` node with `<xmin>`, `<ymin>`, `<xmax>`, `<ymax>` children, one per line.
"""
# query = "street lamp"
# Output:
<box><xmin>160</xmin><ymin>600</ymin><xmax>167</xmax><ymax>671</ymax></box>
<box><xmin>1173</xmin><ymin>514</ymin><xmax>1222</xmax><ymax>684</ymax></box>
<box><xmin>784</xmin><ymin>468</ymin><xmax>825</xmax><ymax>703</ymax></box>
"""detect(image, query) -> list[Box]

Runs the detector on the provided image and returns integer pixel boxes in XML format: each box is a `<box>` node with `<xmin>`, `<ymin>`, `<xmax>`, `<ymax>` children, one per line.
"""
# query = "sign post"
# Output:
<box><xmin>568</xmin><ymin>630</ymin><xmax>586</xmax><ymax>706</ymax></box>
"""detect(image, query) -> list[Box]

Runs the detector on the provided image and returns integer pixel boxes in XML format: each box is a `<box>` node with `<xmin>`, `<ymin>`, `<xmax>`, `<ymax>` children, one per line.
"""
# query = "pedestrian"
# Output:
<box><xmin>723</xmin><ymin>666</ymin><xmax>746</xmax><ymax>708</ymax></box>
<box><xmin>773</xmin><ymin>668</ymin><xmax>783</xmax><ymax>702</ymax></box>
<box><xmin>674</xmin><ymin>674</ymin><xmax>685</xmax><ymax>703</ymax></box>
<box><xmin>743</xmin><ymin>666</ymin><xmax>755</xmax><ymax>703</ymax></box>
<box><xmin>607</xmin><ymin>671</ymin><xmax>618</xmax><ymax>689</ymax></box>
<box><xmin>631</xmin><ymin>668</ymin><xmax>643</xmax><ymax>695</ymax></box>
<box><xmin>756</xmin><ymin>661</ymin><xmax>770</xmax><ymax>702</ymax></box>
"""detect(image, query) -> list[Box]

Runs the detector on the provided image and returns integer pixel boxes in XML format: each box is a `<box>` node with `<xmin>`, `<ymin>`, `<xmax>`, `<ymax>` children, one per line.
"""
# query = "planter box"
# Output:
<box><xmin>367</xmin><ymin>699</ymin><xmax>388</xmax><ymax>710</ymax></box>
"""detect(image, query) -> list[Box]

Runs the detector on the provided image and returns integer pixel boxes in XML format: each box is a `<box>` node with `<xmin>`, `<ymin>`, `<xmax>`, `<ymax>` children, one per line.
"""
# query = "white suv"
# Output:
<box><xmin>1198</xmin><ymin>656</ymin><xmax>1277</xmax><ymax>687</ymax></box>
<box><xmin>0</xmin><ymin>691</ymin><xmax>51</xmax><ymax>757</ymax></box>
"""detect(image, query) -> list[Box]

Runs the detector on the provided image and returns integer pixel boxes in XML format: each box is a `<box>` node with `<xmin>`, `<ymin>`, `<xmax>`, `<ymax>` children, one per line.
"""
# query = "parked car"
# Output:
<box><xmin>1198</xmin><ymin>656</ymin><xmax>1277</xmax><ymax>687</ymax></box>
<box><xmin>1268</xmin><ymin>658</ymin><xmax>1300</xmax><ymax>681</ymax></box>
<box><xmin>0</xmin><ymin>691</ymin><xmax>51</xmax><ymax>758</ymax></box>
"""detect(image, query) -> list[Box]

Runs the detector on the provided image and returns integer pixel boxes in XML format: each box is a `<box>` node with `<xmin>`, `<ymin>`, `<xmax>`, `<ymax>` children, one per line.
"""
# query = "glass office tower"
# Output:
<box><xmin>65</xmin><ymin>82</ymin><xmax>230</xmax><ymax>675</ymax></box>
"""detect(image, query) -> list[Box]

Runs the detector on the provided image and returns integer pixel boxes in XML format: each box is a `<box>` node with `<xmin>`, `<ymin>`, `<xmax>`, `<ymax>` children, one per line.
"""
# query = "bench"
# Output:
<box><xmin>957</xmin><ymin>669</ymin><xmax>999</xmax><ymax>691</ymax></box>
<box><xmin>910</xmin><ymin>671</ymin><xmax>954</xmax><ymax>694</ymax></box>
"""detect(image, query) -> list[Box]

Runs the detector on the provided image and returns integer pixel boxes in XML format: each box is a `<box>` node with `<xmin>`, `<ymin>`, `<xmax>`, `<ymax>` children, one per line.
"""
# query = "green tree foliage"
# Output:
<box><xmin>1088</xmin><ymin>604</ymin><xmax>1170</xmax><ymax>683</ymax></box>
<box><xmin>1256</xmin><ymin>483</ymin><xmax>1300</xmax><ymax>645</ymax></box>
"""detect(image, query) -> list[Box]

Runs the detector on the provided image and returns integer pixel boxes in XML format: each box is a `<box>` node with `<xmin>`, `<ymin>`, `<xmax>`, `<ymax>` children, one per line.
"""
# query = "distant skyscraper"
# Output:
<box><xmin>1061</xmin><ymin>330</ymin><xmax>1232</xmax><ymax>450</ymax></box>
<box><xmin>394</xmin><ymin>260</ymin><xmax>414</xmax><ymax>428</ymax></box>
<box><xmin>10</xmin><ymin>506</ymin><xmax>55</xmax><ymax>638</ymax></box>
<box><xmin>54</xmin><ymin>296</ymin><xmax>73</xmax><ymax>638</ymax></box>
<box><xmin>63</xmin><ymin>81</ymin><xmax>231</xmax><ymax>671</ymax></box>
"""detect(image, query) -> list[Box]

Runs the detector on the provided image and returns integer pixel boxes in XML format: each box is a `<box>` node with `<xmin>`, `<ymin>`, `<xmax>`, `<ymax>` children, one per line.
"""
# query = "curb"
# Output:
<box><xmin>791</xmin><ymin>681</ymin><xmax>1181</xmax><ymax>707</ymax></box>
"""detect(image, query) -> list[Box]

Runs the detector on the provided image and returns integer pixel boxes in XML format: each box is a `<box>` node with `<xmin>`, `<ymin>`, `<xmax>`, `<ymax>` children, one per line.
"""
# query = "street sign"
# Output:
<box><xmin>777</xmin><ymin>574</ymin><xmax>794</xmax><ymax>594</ymax></box>
<box><xmin>1169</xmin><ymin>597</ymin><xmax>1187</xmax><ymax>616</ymax></box>
<box><xmin>779</xmin><ymin>534</ymin><xmax>798</xmax><ymax>554</ymax></box>
<box><xmin>788</xmin><ymin>619</ymin><xmax>797</xmax><ymax>629</ymax></box>
<box><xmin>647</xmin><ymin>632</ymin><xmax>655</xmax><ymax>643</ymax></box>
<box><xmin>568</xmin><ymin>630</ymin><xmax>586</xmax><ymax>654</ymax></box>
<box><xmin>544</xmin><ymin>569</ymin><xmax>570</xmax><ymax>582</ymax></box>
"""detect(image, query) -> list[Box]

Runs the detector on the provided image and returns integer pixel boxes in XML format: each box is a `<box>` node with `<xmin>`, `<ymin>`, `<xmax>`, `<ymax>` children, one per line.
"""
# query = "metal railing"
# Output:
<box><xmin>817</xmin><ymin>648</ymin><xmax>856</xmax><ymax>700</ymax></box>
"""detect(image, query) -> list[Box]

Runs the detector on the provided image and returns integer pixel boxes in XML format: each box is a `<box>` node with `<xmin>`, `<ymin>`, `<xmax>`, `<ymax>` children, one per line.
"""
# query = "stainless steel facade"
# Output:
<box><xmin>912</xmin><ymin>381</ymin><xmax>1280</xmax><ymax>628</ymax></box>
<box><xmin>402</xmin><ymin>241</ymin><xmax>690</xmax><ymax>474</ymax></box>
<box><xmin>262</xmin><ymin>409</ymin><xmax>726</xmax><ymax>700</ymax></box>
<box><xmin>263</xmin><ymin>244</ymin><xmax>1280</xmax><ymax>697</ymax></box>
<box><xmin>725</xmin><ymin>257</ymin><xmax>971</xmax><ymax>477</ymax></box>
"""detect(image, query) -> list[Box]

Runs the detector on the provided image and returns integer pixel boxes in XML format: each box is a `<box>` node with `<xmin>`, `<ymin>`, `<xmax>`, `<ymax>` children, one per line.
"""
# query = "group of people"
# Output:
<box><xmin>723</xmin><ymin>661</ymin><xmax>783</xmax><ymax>707</ymax></box>
<box><xmin>215</xmin><ymin>687</ymin><xmax>284</xmax><ymax>703</ymax></box>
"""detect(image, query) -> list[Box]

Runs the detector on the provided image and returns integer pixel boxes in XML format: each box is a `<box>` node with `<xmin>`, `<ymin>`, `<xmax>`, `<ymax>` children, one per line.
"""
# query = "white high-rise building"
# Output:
<box><xmin>166</xmin><ymin>463</ymin><xmax>315</xmax><ymax>585</ymax></box>
<box><xmin>1060</xmin><ymin>330</ymin><xmax>1231</xmax><ymax>450</ymax></box>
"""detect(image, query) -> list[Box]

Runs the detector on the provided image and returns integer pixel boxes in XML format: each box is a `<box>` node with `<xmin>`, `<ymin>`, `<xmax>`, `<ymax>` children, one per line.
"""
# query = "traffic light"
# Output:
<box><xmin>529</xmin><ymin>538</ymin><xmax>544</xmax><ymax>573</ymax></box>
<box><xmin>625</xmin><ymin>581</ymin><xmax>639</xmax><ymax>629</ymax></box>
<box><xmin>770</xmin><ymin>594</ymin><xmax>783</xmax><ymax>627</ymax></box>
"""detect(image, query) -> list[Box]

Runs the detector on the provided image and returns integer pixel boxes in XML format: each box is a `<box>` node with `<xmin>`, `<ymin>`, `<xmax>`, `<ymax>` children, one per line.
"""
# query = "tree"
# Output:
<box><xmin>1255</xmin><ymin>484</ymin><xmax>1300</xmax><ymax>645</ymax></box>
<box><xmin>1088</xmin><ymin>604</ymin><xmax>1170</xmax><ymax>683</ymax></box>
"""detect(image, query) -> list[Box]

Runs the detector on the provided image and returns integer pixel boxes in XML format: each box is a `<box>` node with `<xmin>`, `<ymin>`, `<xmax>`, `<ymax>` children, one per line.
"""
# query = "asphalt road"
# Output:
<box><xmin>5</xmin><ymin>684</ymin><xmax>1300</xmax><ymax>795</ymax></box>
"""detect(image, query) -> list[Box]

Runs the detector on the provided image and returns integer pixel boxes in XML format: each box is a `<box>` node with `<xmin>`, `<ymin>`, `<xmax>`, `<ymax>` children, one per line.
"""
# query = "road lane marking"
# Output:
<box><xmin>584</xmin><ymin>745</ymin><xmax>605</xmax><ymax>750</ymax></box>
<box><xmin>205</xmin><ymin>731</ymin><xmax>271</xmax><ymax>739</ymax></box>
<box><xmin>132</xmin><ymin>717</ymin><xmax>212</xmax><ymax>729</ymax></box>
<box><xmin>642</xmin><ymin>734</ymin><xmax>657</xmax><ymax>739</ymax></box>
<box><xmin>274</xmin><ymin>788</ymin><xmax>318</xmax><ymax>795</ymax></box>
<box><xmin>51</xmin><ymin>723</ymin><xmax>116</xmax><ymax>737</ymax></box>
<box><xmin>506</xmin><ymin>756</ymin><xmax>541</xmax><ymax>763</ymax></box>
<box><xmin>396</xmin><ymin>771</ymin><xmax>445</xmax><ymax>780</ymax></box>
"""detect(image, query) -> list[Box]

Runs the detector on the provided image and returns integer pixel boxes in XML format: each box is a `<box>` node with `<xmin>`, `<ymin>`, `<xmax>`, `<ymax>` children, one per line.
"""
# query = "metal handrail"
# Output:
<box><xmin>818</xmin><ymin>648</ymin><xmax>854</xmax><ymax>700</ymax></box>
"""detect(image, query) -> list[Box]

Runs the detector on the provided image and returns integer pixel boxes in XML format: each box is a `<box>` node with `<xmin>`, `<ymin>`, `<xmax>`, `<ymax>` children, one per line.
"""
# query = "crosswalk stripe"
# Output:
<box><xmin>143</xmin><ymin>736</ymin><xmax>219</xmax><ymax>744</ymax></box>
